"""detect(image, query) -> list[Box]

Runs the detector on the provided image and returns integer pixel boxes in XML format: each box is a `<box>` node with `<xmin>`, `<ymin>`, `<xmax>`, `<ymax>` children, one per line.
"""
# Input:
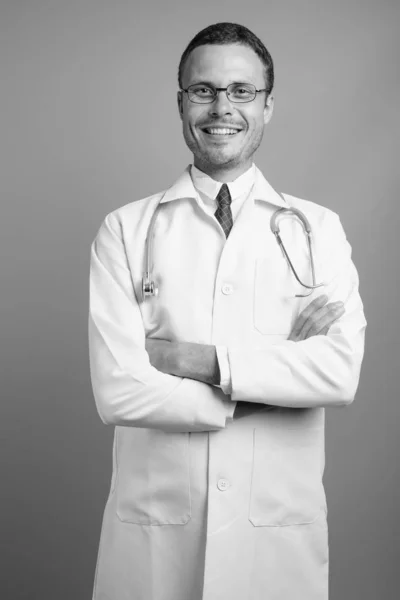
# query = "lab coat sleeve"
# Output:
<box><xmin>215</xmin><ymin>345</ymin><xmax>232</xmax><ymax>394</ymax></box>
<box><xmin>88</xmin><ymin>212</ymin><xmax>236</xmax><ymax>432</ymax></box>
<box><xmin>227</xmin><ymin>211</ymin><xmax>367</xmax><ymax>407</ymax></box>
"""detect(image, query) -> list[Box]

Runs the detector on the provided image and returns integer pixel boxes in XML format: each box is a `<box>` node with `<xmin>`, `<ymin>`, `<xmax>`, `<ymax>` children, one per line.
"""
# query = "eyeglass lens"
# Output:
<box><xmin>188</xmin><ymin>83</ymin><xmax>257</xmax><ymax>103</ymax></box>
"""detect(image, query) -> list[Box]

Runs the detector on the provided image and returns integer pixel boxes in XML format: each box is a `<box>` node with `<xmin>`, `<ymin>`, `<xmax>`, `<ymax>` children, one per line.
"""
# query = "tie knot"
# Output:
<box><xmin>216</xmin><ymin>183</ymin><xmax>231</xmax><ymax>207</ymax></box>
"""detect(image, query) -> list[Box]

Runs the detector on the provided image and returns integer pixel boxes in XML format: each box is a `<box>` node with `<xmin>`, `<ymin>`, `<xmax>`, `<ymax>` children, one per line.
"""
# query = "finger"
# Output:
<box><xmin>289</xmin><ymin>295</ymin><xmax>331</xmax><ymax>341</ymax></box>
<box><xmin>145</xmin><ymin>337</ymin><xmax>170</xmax><ymax>346</ymax></box>
<box><xmin>317</xmin><ymin>325</ymin><xmax>330</xmax><ymax>336</ymax></box>
<box><xmin>292</xmin><ymin>301</ymin><xmax>343</xmax><ymax>341</ymax></box>
<box><xmin>302</xmin><ymin>303</ymin><xmax>345</xmax><ymax>339</ymax></box>
<box><xmin>288</xmin><ymin>294</ymin><xmax>329</xmax><ymax>341</ymax></box>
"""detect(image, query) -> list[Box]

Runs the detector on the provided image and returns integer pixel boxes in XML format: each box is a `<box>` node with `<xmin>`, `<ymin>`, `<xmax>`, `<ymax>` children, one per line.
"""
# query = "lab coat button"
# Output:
<box><xmin>217</xmin><ymin>478</ymin><xmax>230</xmax><ymax>491</ymax></box>
<box><xmin>221</xmin><ymin>283</ymin><xmax>233</xmax><ymax>295</ymax></box>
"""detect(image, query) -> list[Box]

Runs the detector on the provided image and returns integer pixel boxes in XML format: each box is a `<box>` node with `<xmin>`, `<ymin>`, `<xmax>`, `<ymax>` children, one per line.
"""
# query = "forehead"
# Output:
<box><xmin>182</xmin><ymin>44</ymin><xmax>265</xmax><ymax>86</ymax></box>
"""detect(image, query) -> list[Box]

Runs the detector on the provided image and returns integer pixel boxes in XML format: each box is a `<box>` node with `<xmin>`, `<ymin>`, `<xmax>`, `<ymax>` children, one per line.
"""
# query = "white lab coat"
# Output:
<box><xmin>89</xmin><ymin>165</ymin><xmax>366</xmax><ymax>600</ymax></box>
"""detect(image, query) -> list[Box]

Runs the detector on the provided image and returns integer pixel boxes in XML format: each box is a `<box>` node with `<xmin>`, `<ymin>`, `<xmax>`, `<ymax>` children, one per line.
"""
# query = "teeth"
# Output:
<box><xmin>206</xmin><ymin>128</ymin><xmax>239</xmax><ymax>135</ymax></box>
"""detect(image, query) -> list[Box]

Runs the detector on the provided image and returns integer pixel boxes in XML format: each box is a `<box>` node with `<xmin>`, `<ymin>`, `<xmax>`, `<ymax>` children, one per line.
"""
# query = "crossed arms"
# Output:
<box><xmin>89</xmin><ymin>211</ymin><xmax>366</xmax><ymax>433</ymax></box>
<box><xmin>145</xmin><ymin>294</ymin><xmax>346</xmax><ymax>386</ymax></box>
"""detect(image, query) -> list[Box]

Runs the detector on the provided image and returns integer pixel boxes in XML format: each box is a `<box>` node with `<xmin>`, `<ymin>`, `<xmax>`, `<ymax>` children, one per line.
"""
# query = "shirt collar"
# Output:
<box><xmin>190</xmin><ymin>163</ymin><xmax>255</xmax><ymax>201</ymax></box>
<box><xmin>160</xmin><ymin>164</ymin><xmax>287</xmax><ymax>208</ymax></box>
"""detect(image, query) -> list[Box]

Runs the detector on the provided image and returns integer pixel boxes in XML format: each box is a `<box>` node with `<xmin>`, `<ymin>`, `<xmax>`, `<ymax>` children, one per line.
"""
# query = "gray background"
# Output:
<box><xmin>2</xmin><ymin>1</ymin><xmax>399</xmax><ymax>598</ymax></box>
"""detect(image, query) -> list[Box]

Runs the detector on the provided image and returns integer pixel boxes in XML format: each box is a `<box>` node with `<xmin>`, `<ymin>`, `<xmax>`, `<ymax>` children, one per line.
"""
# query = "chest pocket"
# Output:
<box><xmin>248</xmin><ymin>409</ymin><xmax>326</xmax><ymax>527</ymax></box>
<box><xmin>253</xmin><ymin>257</ymin><xmax>297</xmax><ymax>334</ymax></box>
<box><xmin>115</xmin><ymin>428</ymin><xmax>191</xmax><ymax>526</ymax></box>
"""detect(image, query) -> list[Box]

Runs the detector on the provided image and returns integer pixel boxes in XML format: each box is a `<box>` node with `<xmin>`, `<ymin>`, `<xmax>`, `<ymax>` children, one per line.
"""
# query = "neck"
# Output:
<box><xmin>193</xmin><ymin>157</ymin><xmax>253</xmax><ymax>183</ymax></box>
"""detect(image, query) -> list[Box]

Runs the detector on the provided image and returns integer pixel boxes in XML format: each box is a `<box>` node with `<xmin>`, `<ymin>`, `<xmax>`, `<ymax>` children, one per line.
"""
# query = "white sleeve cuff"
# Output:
<box><xmin>215</xmin><ymin>345</ymin><xmax>233</xmax><ymax>395</ymax></box>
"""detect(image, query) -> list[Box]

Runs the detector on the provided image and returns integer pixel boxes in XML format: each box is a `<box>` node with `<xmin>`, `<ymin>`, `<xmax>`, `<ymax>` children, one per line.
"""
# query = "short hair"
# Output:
<box><xmin>178</xmin><ymin>22</ymin><xmax>274</xmax><ymax>95</ymax></box>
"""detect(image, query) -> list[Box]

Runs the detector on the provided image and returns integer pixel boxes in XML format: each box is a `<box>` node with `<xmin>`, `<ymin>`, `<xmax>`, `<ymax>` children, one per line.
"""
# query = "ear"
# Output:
<box><xmin>177</xmin><ymin>91</ymin><xmax>184</xmax><ymax>121</ymax></box>
<box><xmin>263</xmin><ymin>94</ymin><xmax>274</xmax><ymax>126</ymax></box>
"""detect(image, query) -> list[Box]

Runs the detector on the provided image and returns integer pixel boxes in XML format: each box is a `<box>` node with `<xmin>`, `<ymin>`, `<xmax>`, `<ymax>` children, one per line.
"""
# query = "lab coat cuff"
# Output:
<box><xmin>215</xmin><ymin>345</ymin><xmax>233</xmax><ymax>395</ymax></box>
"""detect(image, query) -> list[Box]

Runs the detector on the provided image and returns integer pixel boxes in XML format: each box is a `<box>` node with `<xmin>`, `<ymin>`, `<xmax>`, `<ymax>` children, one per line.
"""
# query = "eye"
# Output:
<box><xmin>191</xmin><ymin>85</ymin><xmax>214</xmax><ymax>97</ymax></box>
<box><xmin>232</xmin><ymin>85</ymin><xmax>253</xmax><ymax>97</ymax></box>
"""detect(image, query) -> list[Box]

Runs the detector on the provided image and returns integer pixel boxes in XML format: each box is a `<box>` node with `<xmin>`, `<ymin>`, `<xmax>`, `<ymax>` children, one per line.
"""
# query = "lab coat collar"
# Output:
<box><xmin>160</xmin><ymin>165</ymin><xmax>288</xmax><ymax>208</ymax></box>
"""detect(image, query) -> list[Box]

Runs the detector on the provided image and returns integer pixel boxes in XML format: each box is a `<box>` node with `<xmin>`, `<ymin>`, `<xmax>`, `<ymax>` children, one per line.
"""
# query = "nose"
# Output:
<box><xmin>208</xmin><ymin>90</ymin><xmax>233</xmax><ymax>117</ymax></box>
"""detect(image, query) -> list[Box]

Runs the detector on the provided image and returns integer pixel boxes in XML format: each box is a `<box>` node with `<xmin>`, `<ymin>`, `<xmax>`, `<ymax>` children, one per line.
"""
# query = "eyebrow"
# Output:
<box><xmin>187</xmin><ymin>80</ymin><xmax>255</xmax><ymax>87</ymax></box>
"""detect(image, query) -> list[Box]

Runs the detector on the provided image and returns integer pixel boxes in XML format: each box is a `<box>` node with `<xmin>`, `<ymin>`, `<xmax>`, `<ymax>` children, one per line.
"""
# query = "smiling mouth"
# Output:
<box><xmin>202</xmin><ymin>127</ymin><xmax>242</xmax><ymax>136</ymax></box>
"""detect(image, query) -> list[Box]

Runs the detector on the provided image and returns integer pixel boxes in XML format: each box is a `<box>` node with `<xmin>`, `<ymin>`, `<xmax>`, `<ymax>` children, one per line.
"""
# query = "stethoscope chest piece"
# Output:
<box><xmin>142</xmin><ymin>274</ymin><xmax>159</xmax><ymax>300</ymax></box>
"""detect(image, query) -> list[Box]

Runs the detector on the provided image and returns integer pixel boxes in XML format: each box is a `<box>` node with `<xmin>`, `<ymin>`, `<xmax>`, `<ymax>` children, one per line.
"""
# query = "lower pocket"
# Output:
<box><xmin>115</xmin><ymin>428</ymin><xmax>192</xmax><ymax>525</ymax></box>
<box><xmin>249</xmin><ymin>420</ymin><xmax>325</xmax><ymax>527</ymax></box>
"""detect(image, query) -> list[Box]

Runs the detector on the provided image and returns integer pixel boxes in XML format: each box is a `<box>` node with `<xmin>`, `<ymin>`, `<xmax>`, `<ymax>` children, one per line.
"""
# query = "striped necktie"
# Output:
<box><xmin>214</xmin><ymin>183</ymin><xmax>233</xmax><ymax>238</ymax></box>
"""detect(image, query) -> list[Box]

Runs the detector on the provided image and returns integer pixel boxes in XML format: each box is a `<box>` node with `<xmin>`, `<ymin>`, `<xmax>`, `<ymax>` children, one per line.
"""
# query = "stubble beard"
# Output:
<box><xmin>183</xmin><ymin>126</ymin><xmax>264</xmax><ymax>173</ymax></box>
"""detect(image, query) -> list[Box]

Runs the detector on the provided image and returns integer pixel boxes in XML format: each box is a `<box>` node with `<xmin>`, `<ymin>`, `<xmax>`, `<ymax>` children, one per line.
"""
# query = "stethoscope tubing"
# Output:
<box><xmin>142</xmin><ymin>194</ymin><xmax>325</xmax><ymax>300</ymax></box>
<box><xmin>142</xmin><ymin>192</ymin><xmax>168</xmax><ymax>299</ymax></box>
<box><xmin>270</xmin><ymin>206</ymin><xmax>324</xmax><ymax>297</ymax></box>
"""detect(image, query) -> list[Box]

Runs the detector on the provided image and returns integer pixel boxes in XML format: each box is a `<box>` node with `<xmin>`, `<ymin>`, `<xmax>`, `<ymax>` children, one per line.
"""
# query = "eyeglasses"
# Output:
<box><xmin>180</xmin><ymin>82</ymin><xmax>268</xmax><ymax>104</ymax></box>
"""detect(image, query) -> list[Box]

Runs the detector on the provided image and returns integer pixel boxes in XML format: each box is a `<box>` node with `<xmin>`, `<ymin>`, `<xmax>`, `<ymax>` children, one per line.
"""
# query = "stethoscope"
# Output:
<box><xmin>142</xmin><ymin>193</ymin><xmax>325</xmax><ymax>301</ymax></box>
<box><xmin>270</xmin><ymin>205</ymin><xmax>324</xmax><ymax>297</ymax></box>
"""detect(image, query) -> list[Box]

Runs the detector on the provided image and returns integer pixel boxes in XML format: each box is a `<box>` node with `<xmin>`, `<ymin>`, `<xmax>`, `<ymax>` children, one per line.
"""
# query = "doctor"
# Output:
<box><xmin>89</xmin><ymin>22</ymin><xmax>366</xmax><ymax>600</ymax></box>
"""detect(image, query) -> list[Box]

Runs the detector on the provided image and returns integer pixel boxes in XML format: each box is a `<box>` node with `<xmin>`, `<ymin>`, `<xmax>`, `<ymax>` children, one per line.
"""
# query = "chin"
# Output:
<box><xmin>202</xmin><ymin>149</ymin><xmax>241</xmax><ymax>167</ymax></box>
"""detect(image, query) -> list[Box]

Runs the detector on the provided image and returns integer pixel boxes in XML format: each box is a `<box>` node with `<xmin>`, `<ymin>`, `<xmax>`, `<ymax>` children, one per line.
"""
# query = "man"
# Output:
<box><xmin>89</xmin><ymin>22</ymin><xmax>366</xmax><ymax>600</ymax></box>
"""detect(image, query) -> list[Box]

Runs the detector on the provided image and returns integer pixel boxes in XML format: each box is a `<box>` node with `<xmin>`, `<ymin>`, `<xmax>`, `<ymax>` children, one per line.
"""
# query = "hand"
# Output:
<box><xmin>288</xmin><ymin>294</ymin><xmax>345</xmax><ymax>342</ymax></box>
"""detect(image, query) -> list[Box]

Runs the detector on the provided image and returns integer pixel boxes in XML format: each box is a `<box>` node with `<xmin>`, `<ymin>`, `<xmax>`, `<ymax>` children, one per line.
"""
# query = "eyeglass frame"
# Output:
<box><xmin>179</xmin><ymin>82</ymin><xmax>269</xmax><ymax>104</ymax></box>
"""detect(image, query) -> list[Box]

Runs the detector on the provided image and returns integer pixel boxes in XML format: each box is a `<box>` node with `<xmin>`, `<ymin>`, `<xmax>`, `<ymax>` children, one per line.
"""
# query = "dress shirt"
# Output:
<box><xmin>190</xmin><ymin>164</ymin><xmax>256</xmax><ymax>395</ymax></box>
